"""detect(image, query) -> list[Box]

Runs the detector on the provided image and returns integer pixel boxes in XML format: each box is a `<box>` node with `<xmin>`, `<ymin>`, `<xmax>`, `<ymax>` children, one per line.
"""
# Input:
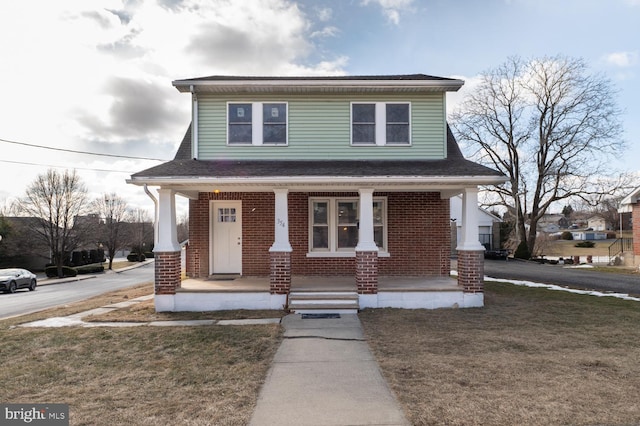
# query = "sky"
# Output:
<box><xmin>1</xmin><ymin>0</ymin><xmax>638</xmax><ymax>219</ymax></box>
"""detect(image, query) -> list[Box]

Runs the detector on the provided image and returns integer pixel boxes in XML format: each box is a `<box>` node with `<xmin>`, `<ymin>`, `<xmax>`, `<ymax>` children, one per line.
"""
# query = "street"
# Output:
<box><xmin>0</xmin><ymin>263</ymin><xmax>154</xmax><ymax>320</ymax></box>
<box><xmin>483</xmin><ymin>259</ymin><xmax>640</xmax><ymax>296</ymax></box>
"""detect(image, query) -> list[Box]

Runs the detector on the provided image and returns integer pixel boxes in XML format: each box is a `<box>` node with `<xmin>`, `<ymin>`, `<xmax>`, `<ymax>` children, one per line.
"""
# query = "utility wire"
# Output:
<box><xmin>0</xmin><ymin>137</ymin><xmax>168</xmax><ymax>161</ymax></box>
<box><xmin>0</xmin><ymin>159</ymin><xmax>134</xmax><ymax>173</ymax></box>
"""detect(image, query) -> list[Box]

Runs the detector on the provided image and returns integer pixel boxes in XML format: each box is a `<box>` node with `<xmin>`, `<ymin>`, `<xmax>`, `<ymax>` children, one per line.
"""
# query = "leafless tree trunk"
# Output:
<box><xmin>452</xmin><ymin>55</ymin><xmax>631</xmax><ymax>254</ymax></box>
<box><xmin>128</xmin><ymin>208</ymin><xmax>153</xmax><ymax>260</ymax></box>
<box><xmin>92</xmin><ymin>193</ymin><xmax>129</xmax><ymax>270</ymax></box>
<box><xmin>14</xmin><ymin>169</ymin><xmax>88</xmax><ymax>277</ymax></box>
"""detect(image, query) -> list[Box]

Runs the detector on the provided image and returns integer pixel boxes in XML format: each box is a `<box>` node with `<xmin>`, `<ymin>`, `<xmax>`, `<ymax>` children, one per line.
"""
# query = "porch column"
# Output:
<box><xmin>457</xmin><ymin>187</ymin><xmax>485</xmax><ymax>293</ymax></box>
<box><xmin>633</xmin><ymin>201</ymin><xmax>640</xmax><ymax>256</ymax></box>
<box><xmin>356</xmin><ymin>188</ymin><xmax>379</xmax><ymax>294</ymax></box>
<box><xmin>154</xmin><ymin>188</ymin><xmax>181</xmax><ymax>295</ymax></box>
<box><xmin>269</xmin><ymin>188</ymin><xmax>292</xmax><ymax>294</ymax></box>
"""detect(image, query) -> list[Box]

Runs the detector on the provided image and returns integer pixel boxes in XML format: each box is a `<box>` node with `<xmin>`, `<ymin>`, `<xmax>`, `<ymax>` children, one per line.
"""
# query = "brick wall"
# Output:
<box><xmin>457</xmin><ymin>250</ymin><xmax>484</xmax><ymax>293</ymax></box>
<box><xmin>634</xmin><ymin>202</ymin><xmax>640</xmax><ymax>256</ymax></box>
<box><xmin>187</xmin><ymin>192</ymin><xmax>274</xmax><ymax>277</ymax></box>
<box><xmin>356</xmin><ymin>251</ymin><xmax>378</xmax><ymax>294</ymax></box>
<box><xmin>155</xmin><ymin>251</ymin><xmax>181</xmax><ymax>294</ymax></box>
<box><xmin>188</xmin><ymin>191</ymin><xmax>451</xmax><ymax>278</ymax></box>
<box><xmin>381</xmin><ymin>192</ymin><xmax>451</xmax><ymax>276</ymax></box>
<box><xmin>270</xmin><ymin>251</ymin><xmax>291</xmax><ymax>294</ymax></box>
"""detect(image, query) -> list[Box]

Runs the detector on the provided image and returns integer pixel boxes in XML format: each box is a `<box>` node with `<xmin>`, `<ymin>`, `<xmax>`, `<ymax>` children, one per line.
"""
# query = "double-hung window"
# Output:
<box><xmin>351</xmin><ymin>102</ymin><xmax>410</xmax><ymax>145</ymax></box>
<box><xmin>228</xmin><ymin>102</ymin><xmax>288</xmax><ymax>145</ymax></box>
<box><xmin>310</xmin><ymin>197</ymin><xmax>387</xmax><ymax>254</ymax></box>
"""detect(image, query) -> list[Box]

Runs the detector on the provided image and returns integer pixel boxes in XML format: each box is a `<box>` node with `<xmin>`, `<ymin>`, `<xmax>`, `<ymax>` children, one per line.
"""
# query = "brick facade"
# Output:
<box><xmin>188</xmin><ymin>191</ymin><xmax>451</xmax><ymax>279</ymax></box>
<box><xmin>270</xmin><ymin>251</ymin><xmax>291</xmax><ymax>294</ymax></box>
<box><xmin>457</xmin><ymin>250</ymin><xmax>484</xmax><ymax>293</ymax></box>
<box><xmin>155</xmin><ymin>251</ymin><xmax>181</xmax><ymax>295</ymax></box>
<box><xmin>356</xmin><ymin>251</ymin><xmax>378</xmax><ymax>294</ymax></box>
<box><xmin>634</xmin><ymin>202</ymin><xmax>640</xmax><ymax>256</ymax></box>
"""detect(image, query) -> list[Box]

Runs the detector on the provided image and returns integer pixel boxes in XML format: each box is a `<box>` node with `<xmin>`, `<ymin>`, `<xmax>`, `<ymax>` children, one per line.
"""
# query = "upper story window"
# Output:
<box><xmin>351</xmin><ymin>102</ymin><xmax>411</xmax><ymax>146</ymax></box>
<box><xmin>228</xmin><ymin>102</ymin><xmax>288</xmax><ymax>145</ymax></box>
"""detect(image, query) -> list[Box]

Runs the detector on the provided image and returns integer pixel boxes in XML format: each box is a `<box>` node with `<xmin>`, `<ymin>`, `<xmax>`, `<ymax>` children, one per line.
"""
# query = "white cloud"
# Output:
<box><xmin>0</xmin><ymin>0</ymin><xmax>349</xmax><ymax>215</ymax></box>
<box><xmin>361</xmin><ymin>0</ymin><xmax>414</xmax><ymax>25</ymax></box>
<box><xmin>603</xmin><ymin>51</ymin><xmax>639</xmax><ymax>67</ymax></box>
<box><xmin>316</xmin><ymin>6</ymin><xmax>333</xmax><ymax>22</ymax></box>
<box><xmin>311</xmin><ymin>26</ymin><xmax>340</xmax><ymax>38</ymax></box>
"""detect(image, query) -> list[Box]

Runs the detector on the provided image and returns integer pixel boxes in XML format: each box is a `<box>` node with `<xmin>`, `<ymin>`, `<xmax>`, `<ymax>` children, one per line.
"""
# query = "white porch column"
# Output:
<box><xmin>355</xmin><ymin>188</ymin><xmax>379</xmax><ymax>252</ymax></box>
<box><xmin>269</xmin><ymin>188</ymin><xmax>292</xmax><ymax>252</ymax></box>
<box><xmin>154</xmin><ymin>188</ymin><xmax>180</xmax><ymax>253</ymax></box>
<box><xmin>457</xmin><ymin>187</ymin><xmax>485</xmax><ymax>251</ymax></box>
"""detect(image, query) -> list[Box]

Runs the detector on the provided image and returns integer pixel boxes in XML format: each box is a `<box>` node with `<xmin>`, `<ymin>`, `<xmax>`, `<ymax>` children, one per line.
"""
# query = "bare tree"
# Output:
<box><xmin>92</xmin><ymin>193</ymin><xmax>129</xmax><ymax>270</ymax></box>
<box><xmin>14</xmin><ymin>169</ymin><xmax>89</xmax><ymax>277</ymax></box>
<box><xmin>177</xmin><ymin>212</ymin><xmax>189</xmax><ymax>244</ymax></box>
<box><xmin>127</xmin><ymin>208</ymin><xmax>153</xmax><ymax>261</ymax></box>
<box><xmin>452</xmin><ymin>55</ymin><xmax>631</xmax><ymax>254</ymax></box>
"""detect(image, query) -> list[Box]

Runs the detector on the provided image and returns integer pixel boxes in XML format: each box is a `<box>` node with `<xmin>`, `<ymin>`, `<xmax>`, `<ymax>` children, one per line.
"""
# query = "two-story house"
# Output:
<box><xmin>128</xmin><ymin>75</ymin><xmax>506</xmax><ymax>313</ymax></box>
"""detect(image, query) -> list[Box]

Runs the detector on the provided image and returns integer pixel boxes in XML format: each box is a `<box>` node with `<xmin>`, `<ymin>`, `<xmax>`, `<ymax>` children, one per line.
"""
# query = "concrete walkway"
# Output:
<box><xmin>249</xmin><ymin>314</ymin><xmax>410</xmax><ymax>426</ymax></box>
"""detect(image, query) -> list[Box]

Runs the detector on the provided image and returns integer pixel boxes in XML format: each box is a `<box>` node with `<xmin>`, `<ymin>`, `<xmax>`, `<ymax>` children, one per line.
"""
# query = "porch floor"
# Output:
<box><xmin>178</xmin><ymin>275</ymin><xmax>459</xmax><ymax>293</ymax></box>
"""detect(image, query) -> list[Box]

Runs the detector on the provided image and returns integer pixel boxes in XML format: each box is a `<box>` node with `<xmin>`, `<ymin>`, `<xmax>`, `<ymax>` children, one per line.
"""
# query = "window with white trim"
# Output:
<box><xmin>310</xmin><ymin>197</ymin><xmax>387</xmax><ymax>253</ymax></box>
<box><xmin>351</xmin><ymin>102</ymin><xmax>411</xmax><ymax>146</ymax></box>
<box><xmin>228</xmin><ymin>102</ymin><xmax>288</xmax><ymax>145</ymax></box>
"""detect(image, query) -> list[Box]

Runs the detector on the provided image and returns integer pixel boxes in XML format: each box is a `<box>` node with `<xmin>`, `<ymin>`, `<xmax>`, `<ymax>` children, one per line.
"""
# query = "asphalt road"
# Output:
<box><xmin>0</xmin><ymin>263</ymin><xmax>154</xmax><ymax>320</ymax></box>
<box><xmin>483</xmin><ymin>259</ymin><xmax>640</xmax><ymax>296</ymax></box>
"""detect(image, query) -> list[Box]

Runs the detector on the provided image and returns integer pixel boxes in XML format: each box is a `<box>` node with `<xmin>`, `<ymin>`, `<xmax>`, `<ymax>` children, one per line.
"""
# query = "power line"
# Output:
<box><xmin>0</xmin><ymin>137</ymin><xmax>168</xmax><ymax>161</ymax></box>
<box><xmin>0</xmin><ymin>159</ymin><xmax>135</xmax><ymax>173</ymax></box>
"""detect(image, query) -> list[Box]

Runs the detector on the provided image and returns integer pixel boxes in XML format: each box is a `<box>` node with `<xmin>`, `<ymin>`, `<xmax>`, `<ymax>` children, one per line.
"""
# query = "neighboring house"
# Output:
<box><xmin>537</xmin><ymin>214</ymin><xmax>569</xmax><ymax>233</ymax></box>
<box><xmin>128</xmin><ymin>74</ymin><xmax>506</xmax><ymax>312</ymax></box>
<box><xmin>587</xmin><ymin>215</ymin><xmax>609</xmax><ymax>231</ymax></box>
<box><xmin>450</xmin><ymin>195</ymin><xmax>502</xmax><ymax>251</ymax></box>
<box><xmin>571</xmin><ymin>231</ymin><xmax>608</xmax><ymax>241</ymax></box>
<box><xmin>618</xmin><ymin>186</ymin><xmax>640</xmax><ymax>264</ymax></box>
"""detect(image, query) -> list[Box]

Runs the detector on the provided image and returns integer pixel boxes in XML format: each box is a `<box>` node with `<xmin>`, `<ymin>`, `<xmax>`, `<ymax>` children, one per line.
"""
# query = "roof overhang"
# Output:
<box><xmin>172</xmin><ymin>76</ymin><xmax>464</xmax><ymax>94</ymax></box>
<box><xmin>127</xmin><ymin>175</ymin><xmax>507</xmax><ymax>200</ymax></box>
<box><xmin>618</xmin><ymin>186</ymin><xmax>640</xmax><ymax>213</ymax></box>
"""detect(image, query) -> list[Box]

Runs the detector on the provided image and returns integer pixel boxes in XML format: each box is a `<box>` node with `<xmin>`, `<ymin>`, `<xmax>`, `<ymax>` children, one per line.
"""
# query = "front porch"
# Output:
<box><xmin>153</xmin><ymin>274</ymin><xmax>483</xmax><ymax>312</ymax></box>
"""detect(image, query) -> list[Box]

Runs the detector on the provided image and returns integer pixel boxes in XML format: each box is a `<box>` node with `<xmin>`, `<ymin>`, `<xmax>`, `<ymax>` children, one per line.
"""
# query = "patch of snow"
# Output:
<box><xmin>485</xmin><ymin>276</ymin><xmax>640</xmax><ymax>302</ymax></box>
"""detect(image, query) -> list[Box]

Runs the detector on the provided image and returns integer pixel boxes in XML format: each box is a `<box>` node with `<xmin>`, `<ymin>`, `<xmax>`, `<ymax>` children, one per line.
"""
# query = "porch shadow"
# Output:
<box><xmin>178</xmin><ymin>275</ymin><xmax>459</xmax><ymax>293</ymax></box>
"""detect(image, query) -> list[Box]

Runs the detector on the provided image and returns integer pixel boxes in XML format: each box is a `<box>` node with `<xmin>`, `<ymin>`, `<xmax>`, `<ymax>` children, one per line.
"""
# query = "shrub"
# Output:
<box><xmin>144</xmin><ymin>251</ymin><xmax>155</xmax><ymax>259</ymax></box>
<box><xmin>45</xmin><ymin>265</ymin><xmax>78</xmax><ymax>278</ymax></box>
<box><xmin>514</xmin><ymin>241</ymin><xmax>531</xmax><ymax>260</ymax></box>
<box><xmin>127</xmin><ymin>253</ymin><xmax>146</xmax><ymax>262</ymax></box>
<box><xmin>561</xmin><ymin>231</ymin><xmax>573</xmax><ymax>240</ymax></box>
<box><xmin>575</xmin><ymin>241</ymin><xmax>595</xmax><ymax>248</ymax></box>
<box><xmin>76</xmin><ymin>264</ymin><xmax>105</xmax><ymax>274</ymax></box>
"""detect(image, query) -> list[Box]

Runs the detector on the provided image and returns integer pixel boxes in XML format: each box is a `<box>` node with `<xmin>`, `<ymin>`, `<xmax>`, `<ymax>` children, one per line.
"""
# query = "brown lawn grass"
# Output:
<box><xmin>0</xmin><ymin>285</ymin><xmax>283</xmax><ymax>425</ymax></box>
<box><xmin>542</xmin><ymin>239</ymin><xmax>611</xmax><ymax>257</ymax></box>
<box><xmin>360</xmin><ymin>282</ymin><xmax>640</xmax><ymax>426</ymax></box>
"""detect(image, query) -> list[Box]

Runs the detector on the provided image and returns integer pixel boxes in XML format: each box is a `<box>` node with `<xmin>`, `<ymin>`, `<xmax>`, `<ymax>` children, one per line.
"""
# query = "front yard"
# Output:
<box><xmin>2</xmin><ymin>280</ymin><xmax>639</xmax><ymax>425</ymax></box>
<box><xmin>360</xmin><ymin>282</ymin><xmax>640</xmax><ymax>426</ymax></box>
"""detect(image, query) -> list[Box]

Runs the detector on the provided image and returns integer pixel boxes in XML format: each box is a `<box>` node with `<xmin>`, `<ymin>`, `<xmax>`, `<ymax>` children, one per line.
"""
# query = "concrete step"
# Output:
<box><xmin>289</xmin><ymin>291</ymin><xmax>359</xmax><ymax>314</ymax></box>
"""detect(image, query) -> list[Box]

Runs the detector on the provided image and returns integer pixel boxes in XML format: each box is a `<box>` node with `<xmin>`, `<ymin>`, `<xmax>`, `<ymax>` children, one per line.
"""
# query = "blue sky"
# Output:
<box><xmin>0</xmin><ymin>0</ymin><xmax>638</xmax><ymax>216</ymax></box>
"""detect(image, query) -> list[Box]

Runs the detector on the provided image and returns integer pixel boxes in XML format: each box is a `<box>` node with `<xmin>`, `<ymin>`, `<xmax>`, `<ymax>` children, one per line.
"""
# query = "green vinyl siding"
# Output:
<box><xmin>197</xmin><ymin>93</ymin><xmax>446</xmax><ymax>160</ymax></box>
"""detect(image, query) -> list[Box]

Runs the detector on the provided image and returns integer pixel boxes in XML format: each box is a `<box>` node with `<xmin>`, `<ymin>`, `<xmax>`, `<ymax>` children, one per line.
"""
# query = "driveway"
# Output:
<box><xmin>481</xmin><ymin>259</ymin><xmax>640</xmax><ymax>296</ymax></box>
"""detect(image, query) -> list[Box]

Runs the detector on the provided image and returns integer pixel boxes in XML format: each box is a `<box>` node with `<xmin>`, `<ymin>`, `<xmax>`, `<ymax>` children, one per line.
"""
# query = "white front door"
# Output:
<box><xmin>211</xmin><ymin>201</ymin><xmax>242</xmax><ymax>274</ymax></box>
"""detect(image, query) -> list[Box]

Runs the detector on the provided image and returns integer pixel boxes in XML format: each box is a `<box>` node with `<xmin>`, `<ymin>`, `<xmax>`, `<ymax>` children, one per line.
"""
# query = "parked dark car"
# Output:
<box><xmin>0</xmin><ymin>268</ymin><xmax>37</xmax><ymax>293</ymax></box>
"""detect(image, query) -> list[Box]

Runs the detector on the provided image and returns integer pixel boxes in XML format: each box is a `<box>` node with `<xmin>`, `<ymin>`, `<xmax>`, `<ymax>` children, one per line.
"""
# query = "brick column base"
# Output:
<box><xmin>155</xmin><ymin>251</ymin><xmax>181</xmax><ymax>295</ymax></box>
<box><xmin>457</xmin><ymin>250</ymin><xmax>484</xmax><ymax>293</ymax></box>
<box><xmin>356</xmin><ymin>251</ymin><xmax>378</xmax><ymax>294</ymax></box>
<box><xmin>270</xmin><ymin>251</ymin><xmax>291</xmax><ymax>294</ymax></box>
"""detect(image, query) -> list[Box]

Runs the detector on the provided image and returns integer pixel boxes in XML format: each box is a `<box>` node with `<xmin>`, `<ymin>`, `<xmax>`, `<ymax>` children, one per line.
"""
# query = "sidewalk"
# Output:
<box><xmin>249</xmin><ymin>314</ymin><xmax>410</xmax><ymax>426</ymax></box>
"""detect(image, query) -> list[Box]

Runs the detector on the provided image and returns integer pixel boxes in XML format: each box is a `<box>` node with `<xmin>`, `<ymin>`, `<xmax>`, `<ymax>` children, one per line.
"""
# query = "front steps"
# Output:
<box><xmin>288</xmin><ymin>291</ymin><xmax>359</xmax><ymax>314</ymax></box>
